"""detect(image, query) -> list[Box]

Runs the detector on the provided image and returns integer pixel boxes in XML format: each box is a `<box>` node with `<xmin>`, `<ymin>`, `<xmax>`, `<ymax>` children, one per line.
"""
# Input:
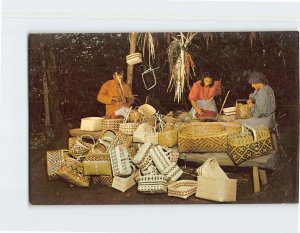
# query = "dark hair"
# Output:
<box><xmin>200</xmin><ymin>72</ymin><xmax>214</xmax><ymax>87</ymax></box>
<box><xmin>113</xmin><ymin>66</ymin><xmax>124</xmax><ymax>75</ymax></box>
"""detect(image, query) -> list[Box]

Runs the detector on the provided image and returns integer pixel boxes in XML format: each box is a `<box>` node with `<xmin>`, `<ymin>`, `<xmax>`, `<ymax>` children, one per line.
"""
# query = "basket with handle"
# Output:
<box><xmin>178</xmin><ymin>122</ymin><xmax>228</xmax><ymax>153</ymax></box>
<box><xmin>235</xmin><ymin>99</ymin><xmax>252</xmax><ymax>119</ymax></box>
<box><xmin>68</xmin><ymin>135</ymin><xmax>95</xmax><ymax>159</ymax></box>
<box><xmin>227</xmin><ymin>124</ymin><xmax>274</xmax><ymax>165</ymax></box>
<box><xmin>109</xmin><ymin>145</ymin><xmax>134</xmax><ymax>177</ymax></box>
<box><xmin>46</xmin><ymin>149</ymin><xmax>69</xmax><ymax>180</ymax></box>
<box><xmin>137</xmin><ymin>174</ymin><xmax>167</xmax><ymax>194</ymax></box>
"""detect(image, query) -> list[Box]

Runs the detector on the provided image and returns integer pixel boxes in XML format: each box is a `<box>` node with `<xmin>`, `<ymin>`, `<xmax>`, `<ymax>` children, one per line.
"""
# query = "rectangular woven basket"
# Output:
<box><xmin>178</xmin><ymin>122</ymin><xmax>228</xmax><ymax>153</ymax></box>
<box><xmin>102</xmin><ymin>118</ymin><xmax>123</xmax><ymax>131</ymax></box>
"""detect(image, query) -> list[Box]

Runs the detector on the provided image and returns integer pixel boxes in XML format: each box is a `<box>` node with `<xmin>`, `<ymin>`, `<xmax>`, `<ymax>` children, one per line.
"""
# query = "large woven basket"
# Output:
<box><xmin>178</xmin><ymin>122</ymin><xmax>228</xmax><ymax>153</ymax></box>
<box><xmin>102</xmin><ymin>118</ymin><xmax>123</xmax><ymax>131</ymax></box>
<box><xmin>137</xmin><ymin>174</ymin><xmax>167</xmax><ymax>194</ymax></box>
<box><xmin>158</xmin><ymin>128</ymin><xmax>178</xmax><ymax>147</ymax></box>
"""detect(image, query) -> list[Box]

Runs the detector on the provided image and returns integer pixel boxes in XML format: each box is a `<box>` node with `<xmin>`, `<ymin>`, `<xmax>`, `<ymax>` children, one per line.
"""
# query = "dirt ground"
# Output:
<box><xmin>29</xmin><ymin>116</ymin><xmax>299</xmax><ymax>205</ymax></box>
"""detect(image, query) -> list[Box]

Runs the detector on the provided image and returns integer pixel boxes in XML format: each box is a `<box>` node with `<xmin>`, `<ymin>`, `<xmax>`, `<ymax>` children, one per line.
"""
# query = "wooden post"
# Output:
<box><xmin>127</xmin><ymin>32</ymin><xmax>138</xmax><ymax>88</ymax></box>
<box><xmin>252</xmin><ymin>166</ymin><xmax>260</xmax><ymax>193</ymax></box>
<box><xmin>258</xmin><ymin>169</ymin><xmax>268</xmax><ymax>186</ymax></box>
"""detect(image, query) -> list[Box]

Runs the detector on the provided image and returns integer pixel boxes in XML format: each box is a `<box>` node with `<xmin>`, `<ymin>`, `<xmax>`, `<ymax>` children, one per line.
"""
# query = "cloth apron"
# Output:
<box><xmin>189</xmin><ymin>99</ymin><xmax>218</xmax><ymax>119</ymax></box>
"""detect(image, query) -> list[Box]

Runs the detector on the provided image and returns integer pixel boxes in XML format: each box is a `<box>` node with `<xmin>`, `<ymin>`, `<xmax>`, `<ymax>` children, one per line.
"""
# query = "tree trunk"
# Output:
<box><xmin>45</xmin><ymin>35</ymin><xmax>64</xmax><ymax>133</ymax></box>
<box><xmin>41</xmin><ymin>43</ymin><xmax>52</xmax><ymax>137</ymax></box>
<box><xmin>127</xmin><ymin>32</ymin><xmax>138</xmax><ymax>88</ymax></box>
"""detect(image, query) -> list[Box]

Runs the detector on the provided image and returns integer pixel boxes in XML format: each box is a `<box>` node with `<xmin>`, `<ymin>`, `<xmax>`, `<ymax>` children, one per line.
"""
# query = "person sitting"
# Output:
<box><xmin>97</xmin><ymin>67</ymin><xmax>134</xmax><ymax>118</ymax></box>
<box><xmin>188</xmin><ymin>72</ymin><xmax>221</xmax><ymax>118</ymax></box>
<box><xmin>238</xmin><ymin>71</ymin><xmax>276</xmax><ymax>129</ymax></box>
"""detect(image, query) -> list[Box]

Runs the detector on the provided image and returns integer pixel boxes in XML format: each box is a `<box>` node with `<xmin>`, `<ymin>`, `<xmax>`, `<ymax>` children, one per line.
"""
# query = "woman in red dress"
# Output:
<box><xmin>188</xmin><ymin>72</ymin><xmax>221</xmax><ymax>118</ymax></box>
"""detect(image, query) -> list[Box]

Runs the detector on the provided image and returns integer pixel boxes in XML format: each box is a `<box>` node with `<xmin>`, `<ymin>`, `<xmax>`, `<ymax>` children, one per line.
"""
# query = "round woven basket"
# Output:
<box><xmin>158</xmin><ymin>129</ymin><xmax>178</xmax><ymax>147</ymax></box>
<box><xmin>119</xmin><ymin>123</ymin><xmax>140</xmax><ymax>135</ymax></box>
<box><xmin>102</xmin><ymin>118</ymin><xmax>123</xmax><ymax>131</ymax></box>
<box><xmin>138</xmin><ymin>104</ymin><xmax>156</xmax><ymax>116</ymax></box>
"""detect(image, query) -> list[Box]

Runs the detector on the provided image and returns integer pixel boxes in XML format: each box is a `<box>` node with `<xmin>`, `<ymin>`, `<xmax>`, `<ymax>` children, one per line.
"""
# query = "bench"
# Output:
<box><xmin>69</xmin><ymin>128</ymin><xmax>279</xmax><ymax>193</ymax></box>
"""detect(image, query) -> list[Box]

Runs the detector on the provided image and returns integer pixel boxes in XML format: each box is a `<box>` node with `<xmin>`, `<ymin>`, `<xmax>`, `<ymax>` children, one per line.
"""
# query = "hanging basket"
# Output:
<box><xmin>126</xmin><ymin>52</ymin><xmax>142</xmax><ymax>65</ymax></box>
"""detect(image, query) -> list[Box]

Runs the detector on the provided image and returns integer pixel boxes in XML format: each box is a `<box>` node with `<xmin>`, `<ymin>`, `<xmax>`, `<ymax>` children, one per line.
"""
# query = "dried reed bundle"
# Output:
<box><xmin>166</xmin><ymin>32</ymin><xmax>197</xmax><ymax>102</ymax></box>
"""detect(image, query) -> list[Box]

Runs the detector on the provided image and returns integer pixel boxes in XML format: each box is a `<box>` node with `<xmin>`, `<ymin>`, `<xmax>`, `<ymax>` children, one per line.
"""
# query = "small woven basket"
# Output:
<box><xmin>80</xmin><ymin>117</ymin><xmax>104</xmax><ymax>131</ymax></box>
<box><xmin>235</xmin><ymin>99</ymin><xmax>252</xmax><ymax>119</ymax></box>
<box><xmin>167</xmin><ymin>180</ymin><xmax>197</xmax><ymax>199</ymax></box>
<box><xmin>158</xmin><ymin>128</ymin><xmax>178</xmax><ymax>147</ymax></box>
<box><xmin>128</xmin><ymin>110</ymin><xmax>143</xmax><ymax>123</ymax></box>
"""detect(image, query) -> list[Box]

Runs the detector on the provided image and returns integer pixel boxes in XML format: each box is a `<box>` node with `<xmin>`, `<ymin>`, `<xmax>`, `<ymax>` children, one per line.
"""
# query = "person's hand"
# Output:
<box><xmin>247</xmin><ymin>98</ymin><xmax>253</xmax><ymax>107</ymax></box>
<box><xmin>196</xmin><ymin>108</ymin><xmax>203</xmax><ymax>115</ymax></box>
<box><xmin>112</xmin><ymin>96</ymin><xmax>122</xmax><ymax>102</ymax></box>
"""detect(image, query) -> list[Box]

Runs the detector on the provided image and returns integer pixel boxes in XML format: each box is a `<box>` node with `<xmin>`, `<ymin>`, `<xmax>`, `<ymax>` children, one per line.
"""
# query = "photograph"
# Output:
<box><xmin>29</xmin><ymin>31</ymin><xmax>299</xmax><ymax>205</ymax></box>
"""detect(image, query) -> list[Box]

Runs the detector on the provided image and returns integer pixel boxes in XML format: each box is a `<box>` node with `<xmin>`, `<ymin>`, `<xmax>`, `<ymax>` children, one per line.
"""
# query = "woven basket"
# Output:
<box><xmin>133</xmin><ymin>123</ymin><xmax>153</xmax><ymax>143</ymax></box>
<box><xmin>137</xmin><ymin>174</ymin><xmax>167</xmax><ymax>194</ymax></box>
<box><xmin>132</xmin><ymin>142</ymin><xmax>153</xmax><ymax>171</ymax></box>
<box><xmin>102</xmin><ymin>118</ymin><xmax>123</xmax><ymax>131</ymax></box>
<box><xmin>119</xmin><ymin>123</ymin><xmax>140</xmax><ymax>135</ymax></box>
<box><xmin>236</xmin><ymin>99</ymin><xmax>252</xmax><ymax>119</ymax></box>
<box><xmin>138</xmin><ymin>104</ymin><xmax>156</xmax><ymax>116</ymax></box>
<box><xmin>68</xmin><ymin>135</ymin><xmax>95</xmax><ymax>159</ymax></box>
<box><xmin>109</xmin><ymin>145</ymin><xmax>133</xmax><ymax>177</ymax></box>
<box><xmin>196</xmin><ymin>158</ymin><xmax>228</xmax><ymax>179</ymax></box>
<box><xmin>112</xmin><ymin>174</ymin><xmax>136</xmax><ymax>192</ymax></box>
<box><xmin>128</xmin><ymin>110</ymin><xmax>143</xmax><ymax>123</ymax></box>
<box><xmin>149</xmin><ymin>145</ymin><xmax>172</xmax><ymax>173</ymax></box>
<box><xmin>196</xmin><ymin>176</ymin><xmax>237</xmax><ymax>202</ymax></box>
<box><xmin>178</xmin><ymin>122</ymin><xmax>228</xmax><ymax>153</ymax></box>
<box><xmin>221</xmin><ymin>122</ymin><xmax>242</xmax><ymax>134</ymax></box>
<box><xmin>126</xmin><ymin>52</ymin><xmax>142</xmax><ymax>65</ymax></box>
<box><xmin>168</xmin><ymin>180</ymin><xmax>197</xmax><ymax>199</ymax></box>
<box><xmin>107</xmin><ymin>131</ymin><xmax>130</xmax><ymax>152</ymax></box>
<box><xmin>158</xmin><ymin>128</ymin><xmax>178</xmax><ymax>147</ymax></box>
<box><xmin>141</xmin><ymin>164</ymin><xmax>159</xmax><ymax>176</ymax></box>
<box><xmin>80</xmin><ymin>117</ymin><xmax>104</xmax><ymax>131</ymax></box>
<box><xmin>56</xmin><ymin>158</ymin><xmax>90</xmax><ymax>187</ymax></box>
<box><xmin>162</xmin><ymin>162</ymin><xmax>183</xmax><ymax>182</ymax></box>
<box><xmin>46</xmin><ymin>149</ymin><xmax>69</xmax><ymax>180</ymax></box>
<box><xmin>227</xmin><ymin>125</ymin><xmax>274</xmax><ymax>165</ymax></box>
<box><xmin>83</xmin><ymin>153</ymin><xmax>112</xmax><ymax>176</ymax></box>
<box><xmin>99</xmin><ymin>175</ymin><xmax>113</xmax><ymax>187</ymax></box>
<box><xmin>161</xmin><ymin>146</ymin><xmax>179</xmax><ymax>163</ymax></box>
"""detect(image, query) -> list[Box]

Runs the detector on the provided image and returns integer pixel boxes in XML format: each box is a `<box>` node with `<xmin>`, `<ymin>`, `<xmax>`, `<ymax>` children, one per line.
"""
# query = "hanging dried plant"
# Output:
<box><xmin>202</xmin><ymin>32</ymin><xmax>214</xmax><ymax>46</ymax></box>
<box><xmin>249</xmin><ymin>32</ymin><xmax>257</xmax><ymax>47</ymax></box>
<box><xmin>142</xmin><ymin>33</ymin><xmax>157</xmax><ymax>66</ymax></box>
<box><xmin>166</xmin><ymin>32</ymin><xmax>197</xmax><ymax>102</ymax></box>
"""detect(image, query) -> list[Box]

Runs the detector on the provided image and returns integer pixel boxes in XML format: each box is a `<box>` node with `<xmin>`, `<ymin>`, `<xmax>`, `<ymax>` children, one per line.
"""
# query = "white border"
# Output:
<box><xmin>1</xmin><ymin>0</ymin><xmax>299</xmax><ymax>232</ymax></box>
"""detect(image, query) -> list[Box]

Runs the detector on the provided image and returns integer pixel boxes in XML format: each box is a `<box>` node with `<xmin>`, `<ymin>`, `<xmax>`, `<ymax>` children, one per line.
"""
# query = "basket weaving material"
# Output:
<box><xmin>56</xmin><ymin>158</ymin><xmax>90</xmax><ymax>187</ymax></box>
<box><xmin>236</xmin><ymin>101</ymin><xmax>252</xmax><ymax>119</ymax></box>
<box><xmin>158</xmin><ymin>128</ymin><xmax>178</xmax><ymax>147</ymax></box>
<box><xmin>83</xmin><ymin>153</ymin><xmax>112</xmax><ymax>176</ymax></box>
<box><xmin>109</xmin><ymin>145</ymin><xmax>133</xmax><ymax>177</ymax></box>
<box><xmin>112</xmin><ymin>174</ymin><xmax>136</xmax><ymax>192</ymax></box>
<box><xmin>119</xmin><ymin>123</ymin><xmax>140</xmax><ymax>135</ymax></box>
<box><xmin>167</xmin><ymin>180</ymin><xmax>197</xmax><ymax>199</ymax></box>
<box><xmin>162</xmin><ymin>162</ymin><xmax>183</xmax><ymax>182</ymax></box>
<box><xmin>227</xmin><ymin>125</ymin><xmax>274</xmax><ymax>165</ymax></box>
<box><xmin>137</xmin><ymin>174</ymin><xmax>167</xmax><ymax>194</ymax></box>
<box><xmin>221</xmin><ymin>122</ymin><xmax>242</xmax><ymax>134</ymax></box>
<box><xmin>178</xmin><ymin>122</ymin><xmax>228</xmax><ymax>153</ymax></box>
<box><xmin>46</xmin><ymin>149</ymin><xmax>69</xmax><ymax>180</ymax></box>
<box><xmin>102</xmin><ymin>118</ymin><xmax>123</xmax><ymax>131</ymax></box>
<box><xmin>196</xmin><ymin>176</ymin><xmax>237</xmax><ymax>202</ymax></box>
<box><xmin>80</xmin><ymin>117</ymin><xmax>104</xmax><ymax>131</ymax></box>
<box><xmin>68</xmin><ymin>137</ymin><xmax>76</xmax><ymax>150</ymax></box>
<box><xmin>132</xmin><ymin>142</ymin><xmax>153</xmax><ymax>171</ymax></box>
